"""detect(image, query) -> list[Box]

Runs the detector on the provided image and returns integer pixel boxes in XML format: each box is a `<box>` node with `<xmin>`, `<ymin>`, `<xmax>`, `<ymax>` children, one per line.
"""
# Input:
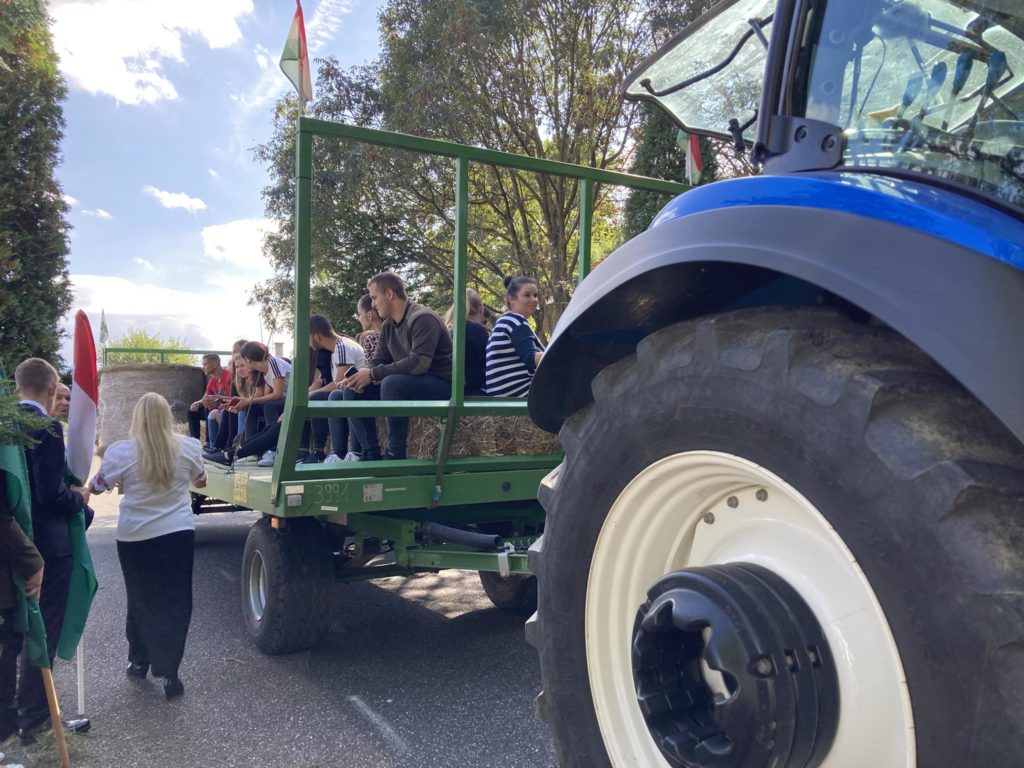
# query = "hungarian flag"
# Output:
<box><xmin>280</xmin><ymin>0</ymin><xmax>313</xmax><ymax>106</ymax></box>
<box><xmin>59</xmin><ymin>310</ymin><xmax>100</xmax><ymax>660</ymax></box>
<box><xmin>679</xmin><ymin>130</ymin><xmax>704</xmax><ymax>186</ymax></box>
<box><xmin>67</xmin><ymin>310</ymin><xmax>98</xmax><ymax>485</ymax></box>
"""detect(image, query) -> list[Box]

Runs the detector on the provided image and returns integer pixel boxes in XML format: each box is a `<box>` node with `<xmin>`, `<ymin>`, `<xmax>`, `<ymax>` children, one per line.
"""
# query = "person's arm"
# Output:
<box><xmin>89</xmin><ymin>442</ymin><xmax>126</xmax><ymax>493</ymax></box>
<box><xmin>27</xmin><ymin>421</ymin><xmax>87</xmax><ymax>514</ymax></box>
<box><xmin>371</xmin><ymin>316</ymin><xmax>441</xmax><ymax>380</ymax></box>
<box><xmin>509</xmin><ymin>323</ymin><xmax>542</xmax><ymax>373</ymax></box>
<box><xmin>186</xmin><ymin>438</ymin><xmax>208</xmax><ymax>488</ymax></box>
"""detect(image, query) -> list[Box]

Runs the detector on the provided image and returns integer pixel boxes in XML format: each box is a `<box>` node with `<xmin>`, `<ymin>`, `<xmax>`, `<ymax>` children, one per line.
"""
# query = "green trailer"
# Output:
<box><xmin>192</xmin><ymin>117</ymin><xmax>685</xmax><ymax>655</ymax></box>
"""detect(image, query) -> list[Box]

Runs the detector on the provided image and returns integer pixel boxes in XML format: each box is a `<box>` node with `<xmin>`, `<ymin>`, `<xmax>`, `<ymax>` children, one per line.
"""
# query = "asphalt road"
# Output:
<box><xmin>4</xmin><ymin>488</ymin><xmax>556</xmax><ymax>768</ymax></box>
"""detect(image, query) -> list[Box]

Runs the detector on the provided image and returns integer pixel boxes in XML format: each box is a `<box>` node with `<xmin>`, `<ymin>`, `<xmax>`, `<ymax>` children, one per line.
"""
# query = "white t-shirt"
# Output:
<box><xmin>266</xmin><ymin>356</ymin><xmax>292</xmax><ymax>388</ymax></box>
<box><xmin>91</xmin><ymin>435</ymin><xmax>206</xmax><ymax>542</ymax></box>
<box><xmin>331</xmin><ymin>336</ymin><xmax>366</xmax><ymax>380</ymax></box>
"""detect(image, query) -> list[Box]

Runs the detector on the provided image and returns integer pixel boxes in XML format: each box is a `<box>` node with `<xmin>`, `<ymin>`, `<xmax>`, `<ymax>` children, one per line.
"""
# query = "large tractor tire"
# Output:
<box><xmin>527</xmin><ymin>308</ymin><xmax>1024</xmax><ymax>768</ymax></box>
<box><xmin>241</xmin><ymin>516</ymin><xmax>334</xmax><ymax>654</ymax></box>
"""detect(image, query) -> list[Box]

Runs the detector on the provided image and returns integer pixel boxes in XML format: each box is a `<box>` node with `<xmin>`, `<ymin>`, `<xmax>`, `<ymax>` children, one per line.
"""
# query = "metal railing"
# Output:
<box><xmin>271</xmin><ymin>119</ymin><xmax>688</xmax><ymax>497</ymax></box>
<box><xmin>101</xmin><ymin>348</ymin><xmax>232</xmax><ymax>366</ymax></box>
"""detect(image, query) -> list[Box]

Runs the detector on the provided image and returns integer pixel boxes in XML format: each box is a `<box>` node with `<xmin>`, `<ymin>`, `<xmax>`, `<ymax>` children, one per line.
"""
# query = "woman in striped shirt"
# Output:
<box><xmin>485</xmin><ymin>276</ymin><xmax>545</xmax><ymax>397</ymax></box>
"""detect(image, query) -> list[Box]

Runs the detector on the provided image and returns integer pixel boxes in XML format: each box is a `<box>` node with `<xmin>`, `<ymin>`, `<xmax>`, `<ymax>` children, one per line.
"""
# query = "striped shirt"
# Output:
<box><xmin>265</xmin><ymin>356</ymin><xmax>292</xmax><ymax>389</ymax></box>
<box><xmin>331</xmin><ymin>336</ymin><xmax>366</xmax><ymax>380</ymax></box>
<box><xmin>485</xmin><ymin>312</ymin><xmax>543</xmax><ymax>397</ymax></box>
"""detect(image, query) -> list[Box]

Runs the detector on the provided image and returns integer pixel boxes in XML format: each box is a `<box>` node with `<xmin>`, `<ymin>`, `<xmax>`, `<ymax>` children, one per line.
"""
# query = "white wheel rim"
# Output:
<box><xmin>248</xmin><ymin>550</ymin><xmax>267</xmax><ymax>622</ymax></box>
<box><xmin>585</xmin><ymin>450</ymin><xmax>915</xmax><ymax>767</ymax></box>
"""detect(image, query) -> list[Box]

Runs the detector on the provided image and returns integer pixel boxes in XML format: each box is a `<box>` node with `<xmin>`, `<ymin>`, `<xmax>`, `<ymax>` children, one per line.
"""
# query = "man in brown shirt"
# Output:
<box><xmin>342</xmin><ymin>272</ymin><xmax>453</xmax><ymax>460</ymax></box>
<box><xmin>0</xmin><ymin>472</ymin><xmax>45</xmax><ymax>742</ymax></box>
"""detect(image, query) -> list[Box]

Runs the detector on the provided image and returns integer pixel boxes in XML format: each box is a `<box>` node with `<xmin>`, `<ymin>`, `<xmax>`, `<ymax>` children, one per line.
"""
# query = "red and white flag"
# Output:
<box><xmin>280</xmin><ymin>0</ymin><xmax>313</xmax><ymax>106</ymax></box>
<box><xmin>68</xmin><ymin>310</ymin><xmax>98</xmax><ymax>484</ymax></box>
<box><xmin>684</xmin><ymin>131</ymin><xmax>704</xmax><ymax>186</ymax></box>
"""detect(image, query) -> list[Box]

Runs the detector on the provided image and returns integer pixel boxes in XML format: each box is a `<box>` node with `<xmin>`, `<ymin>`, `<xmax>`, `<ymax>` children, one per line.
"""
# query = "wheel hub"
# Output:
<box><xmin>632</xmin><ymin>563</ymin><xmax>839</xmax><ymax>768</ymax></box>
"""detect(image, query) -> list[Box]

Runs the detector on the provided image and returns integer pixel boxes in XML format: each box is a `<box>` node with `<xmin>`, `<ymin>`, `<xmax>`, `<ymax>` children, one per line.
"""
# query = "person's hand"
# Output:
<box><xmin>236</xmin><ymin>397</ymin><xmax>252</xmax><ymax>410</ymax></box>
<box><xmin>25</xmin><ymin>565</ymin><xmax>43</xmax><ymax>600</ymax></box>
<box><xmin>190</xmin><ymin>401</ymin><xmax>201</xmax><ymax>412</ymax></box>
<box><xmin>202</xmin><ymin>394</ymin><xmax>217</xmax><ymax>409</ymax></box>
<box><xmin>345</xmin><ymin>368</ymin><xmax>374</xmax><ymax>393</ymax></box>
<box><xmin>534</xmin><ymin>351</ymin><xmax>544</xmax><ymax>367</ymax></box>
<box><xmin>72</xmin><ymin>485</ymin><xmax>91</xmax><ymax>507</ymax></box>
<box><xmin>312</xmin><ymin>371</ymin><xmax>324</xmax><ymax>388</ymax></box>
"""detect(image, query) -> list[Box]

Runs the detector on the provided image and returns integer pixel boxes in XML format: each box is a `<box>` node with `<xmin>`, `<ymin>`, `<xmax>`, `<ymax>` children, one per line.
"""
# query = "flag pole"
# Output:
<box><xmin>42</xmin><ymin>668</ymin><xmax>71</xmax><ymax>768</ymax></box>
<box><xmin>77</xmin><ymin>643</ymin><xmax>85</xmax><ymax>714</ymax></box>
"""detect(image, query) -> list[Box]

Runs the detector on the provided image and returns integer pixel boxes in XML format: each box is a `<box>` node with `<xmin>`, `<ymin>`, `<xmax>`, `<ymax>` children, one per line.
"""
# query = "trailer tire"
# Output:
<box><xmin>241</xmin><ymin>516</ymin><xmax>334</xmax><ymax>654</ymax></box>
<box><xmin>528</xmin><ymin>308</ymin><xmax>1024</xmax><ymax>768</ymax></box>
<box><xmin>479</xmin><ymin>571</ymin><xmax>537</xmax><ymax>615</ymax></box>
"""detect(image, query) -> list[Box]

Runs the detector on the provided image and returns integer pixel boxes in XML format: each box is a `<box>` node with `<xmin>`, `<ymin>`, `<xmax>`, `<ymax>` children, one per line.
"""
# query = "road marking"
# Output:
<box><xmin>347</xmin><ymin>695</ymin><xmax>410</xmax><ymax>754</ymax></box>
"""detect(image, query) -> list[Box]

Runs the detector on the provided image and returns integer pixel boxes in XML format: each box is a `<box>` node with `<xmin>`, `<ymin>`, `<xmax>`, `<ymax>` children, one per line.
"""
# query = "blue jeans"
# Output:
<box><xmin>206</xmin><ymin>411</ymin><xmax>221</xmax><ymax>447</ymax></box>
<box><xmin>343</xmin><ymin>373</ymin><xmax>452</xmax><ymax>456</ymax></box>
<box><xmin>302</xmin><ymin>390</ymin><xmax>349</xmax><ymax>456</ymax></box>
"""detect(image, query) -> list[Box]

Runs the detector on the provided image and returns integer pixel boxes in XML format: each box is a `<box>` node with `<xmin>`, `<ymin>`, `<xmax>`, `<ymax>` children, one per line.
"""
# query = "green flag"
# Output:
<box><xmin>56</xmin><ymin>505</ymin><xmax>97</xmax><ymax>661</ymax></box>
<box><xmin>0</xmin><ymin>441</ymin><xmax>49</xmax><ymax>668</ymax></box>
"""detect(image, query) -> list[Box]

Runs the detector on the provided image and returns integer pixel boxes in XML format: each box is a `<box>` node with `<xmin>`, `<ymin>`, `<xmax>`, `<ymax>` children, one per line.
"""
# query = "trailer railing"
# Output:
<box><xmin>272</xmin><ymin>118</ymin><xmax>688</xmax><ymax>502</ymax></box>
<box><xmin>101</xmin><ymin>348</ymin><xmax>232</xmax><ymax>366</ymax></box>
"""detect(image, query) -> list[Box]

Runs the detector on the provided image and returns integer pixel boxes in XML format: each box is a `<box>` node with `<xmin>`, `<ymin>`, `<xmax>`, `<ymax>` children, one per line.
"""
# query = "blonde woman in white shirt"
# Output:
<box><xmin>90</xmin><ymin>393</ymin><xmax>206</xmax><ymax>700</ymax></box>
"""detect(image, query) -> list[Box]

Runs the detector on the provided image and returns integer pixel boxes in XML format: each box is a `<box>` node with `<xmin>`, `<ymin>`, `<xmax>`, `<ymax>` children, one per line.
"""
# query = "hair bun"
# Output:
<box><xmin>503</xmin><ymin>276</ymin><xmax>513</xmax><ymax>289</ymax></box>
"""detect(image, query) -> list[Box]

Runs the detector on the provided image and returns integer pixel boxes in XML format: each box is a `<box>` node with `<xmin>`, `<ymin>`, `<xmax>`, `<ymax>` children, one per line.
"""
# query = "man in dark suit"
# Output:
<box><xmin>13</xmin><ymin>358</ymin><xmax>91</xmax><ymax>740</ymax></box>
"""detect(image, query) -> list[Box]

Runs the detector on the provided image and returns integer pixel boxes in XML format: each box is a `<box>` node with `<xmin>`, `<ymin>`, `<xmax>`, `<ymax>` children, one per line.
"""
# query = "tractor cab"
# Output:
<box><xmin>625</xmin><ymin>0</ymin><xmax>1024</xmax><ymax>209</ymax></box>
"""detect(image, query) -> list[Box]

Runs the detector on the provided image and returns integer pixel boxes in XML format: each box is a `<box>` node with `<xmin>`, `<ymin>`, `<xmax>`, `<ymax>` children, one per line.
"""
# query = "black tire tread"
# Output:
<box><xmin>529</xmin><ymin>307</ymin><xmax>1024</xmax><ymax>768</ymax></box>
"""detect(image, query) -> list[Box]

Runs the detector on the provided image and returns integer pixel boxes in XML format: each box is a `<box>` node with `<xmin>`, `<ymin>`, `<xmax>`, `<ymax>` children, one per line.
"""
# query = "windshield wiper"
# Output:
<box><xmin>639</xmin><ymin>15</ymin><xmax>773</xmax><ymax>99</ymax></box>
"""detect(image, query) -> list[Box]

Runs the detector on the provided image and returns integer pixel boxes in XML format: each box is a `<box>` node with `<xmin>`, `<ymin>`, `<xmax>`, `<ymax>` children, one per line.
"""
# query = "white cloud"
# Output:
<box><xmin>208</xmin><ymin>169</ymin><xmax>220</xmax><ymax>178</ymax></box>
<box><xmin>143</xmin><ymin>185</ymin><xmax>207</xmax><ymax>213</ymax></box>
<box><xmin>63</xmin><ymin>194</ymin><xmax>79</xmax><ymax>206</ymax></box>
<box><xmin>83</xmin><ymin>208</ymin><xmax>113</xmax><ymax>219</ymax></box>
<box><xmin>201</xmin><ymin>217</ymin><xmax>277</xmax><ymax>268</ymax></box>
<box><xmin>50</xmin><ymin>0</ymin><xmax>255</xmax><ymax>105</ymax></box>
<box><xmin>254</xmin><ymin>44</ymin><xmax>272</xmax><ymax>72</ymax></box>
<box><xmin>133</xmin><ymin>257</ymin><xmax>156</xmax><ymax>271</ymax></box>
<box><xmin>307</xmin><ymin>0</ymin><xmax>355</xmax><ymax>57</ymax></box>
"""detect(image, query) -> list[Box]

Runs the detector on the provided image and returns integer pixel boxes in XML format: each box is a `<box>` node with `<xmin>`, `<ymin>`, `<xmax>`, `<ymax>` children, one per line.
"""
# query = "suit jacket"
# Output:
<box><xmin>0</xmin><ymin>474</ymin><xmax>44</xmax><ymax>611</ymax></box>
<box><xmin>19</xmin><ymin>403</ymin><xmax>83</xmax><ymax>559</ymax></box>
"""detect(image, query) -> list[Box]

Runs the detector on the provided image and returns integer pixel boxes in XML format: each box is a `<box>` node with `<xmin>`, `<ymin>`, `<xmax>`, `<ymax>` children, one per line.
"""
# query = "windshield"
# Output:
<box><xmin>803</xmin><ymin>0</ymin><xmax>1024</xmax><ymax>208</ymax></box>
<box><xmin>624</xmin><ymin>0</ymin><xmax>774</xmax><ymax>142</ymax></box>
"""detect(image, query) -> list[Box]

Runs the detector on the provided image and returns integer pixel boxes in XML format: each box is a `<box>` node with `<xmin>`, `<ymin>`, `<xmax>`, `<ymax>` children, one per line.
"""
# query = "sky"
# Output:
<box><xmin>50</xmin><ymin>0</ymin><xmax>385</xmax><ymax>363</ymax></box>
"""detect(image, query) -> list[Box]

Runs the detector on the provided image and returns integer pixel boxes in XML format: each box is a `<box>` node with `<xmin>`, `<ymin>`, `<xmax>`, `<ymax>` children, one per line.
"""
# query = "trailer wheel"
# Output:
<box><xmin>241</xmin><ymin>516</ymin><xmax>334</xmax><ymax>654</ymax></box>
<box><xmin>527</xmin><ymin>308</ymin><xmax>1024</xmax><ymax>768</ymax></box>
<box><xmin>479</xmin><ymin>571</ymin><xmax>537</xmax><ymax>615</ymax></box>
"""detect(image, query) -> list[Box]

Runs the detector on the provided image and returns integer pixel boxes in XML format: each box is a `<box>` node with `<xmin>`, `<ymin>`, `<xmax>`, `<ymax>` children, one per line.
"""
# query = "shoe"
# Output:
<box><xmin>298</xmin><ymin>450</ymin><xmax>325</xmax><ymax>464</ymax></box>
<box><xmin>382</xmin><ymin>450</ymin><xmax>406</xmax><ymax>461</ymax></box>
<box><xmin>257</xmin><ymin>451</ymin><xmax>276</xmax><ymax>467</ymax></box>
<box><xmin>359</xmin><ymin>449</ymin><xmax>382</xmax><ymax>461</ymax></box>
<box><xmin>236</xmin><ymin>455</ymin><xmax>258</xmax><ymax>464</ymax></box>
<box><xmin>206</xmin><ymin>450</ymin><xmax>234</xmax><ymax>466</ymax></box>
<box><xmin>323</xmin><ymin>454</ymin><xmax>344</xmax><ymax>464</ymax></box>
<box><xmin>126</xmin><ymin>661</ymin><xmax>148</xmax><ymax>678</ymax></box>
<box><xmin>164</xmin><ymin>676</ymin><xmax>184</xmax><ymax>700</ymax></box>
<box><xmin>342</xmin><ymin>451</ymin><xmax>362</xmax><ymax>462</ymax></box>
<box><xmin>62</xmin><ymin>716</ymin><xmax>91</xmax><ymax>733</ymax></box>
<box><xmin>18</xmin><ymin>711</ymin><xmax>50</xmax><ymax>745</ymax></box>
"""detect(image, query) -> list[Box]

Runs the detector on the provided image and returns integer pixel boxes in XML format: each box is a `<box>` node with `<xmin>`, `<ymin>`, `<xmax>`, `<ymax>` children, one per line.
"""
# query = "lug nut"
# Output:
<box><xmin>727</xmin><ymin>496</ymin><xmax>739</xmax><ymax>508</ymax></box>
<box><xmin>756</xmin><ymin>489</ymin><xmax>768</xmax><ymax>502</ymax></box>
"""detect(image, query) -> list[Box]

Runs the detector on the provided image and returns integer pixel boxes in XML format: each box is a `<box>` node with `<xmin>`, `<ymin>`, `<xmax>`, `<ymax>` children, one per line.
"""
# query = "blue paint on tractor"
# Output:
<box><xmin>650</xmin><ymin>173</ymin><xmax>1024</xmax><ymax>266</ymax></box>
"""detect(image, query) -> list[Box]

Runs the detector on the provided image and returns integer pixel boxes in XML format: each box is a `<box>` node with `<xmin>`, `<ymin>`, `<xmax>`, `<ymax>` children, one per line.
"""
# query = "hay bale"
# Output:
<box><xmin>98</xmin><ymin>363</ymin><xmax>205</xmax><ymax>454</ymax></box>
<box><xmin>403</xmin><ymin>415</ymin><xmax>559</xmax><ymax>459</ymax></box>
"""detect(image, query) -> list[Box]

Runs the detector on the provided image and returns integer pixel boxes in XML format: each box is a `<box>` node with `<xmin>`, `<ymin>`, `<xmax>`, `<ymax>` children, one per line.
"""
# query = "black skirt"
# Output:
<box><xmin>116</xmin><ymin>529</ymin><xmax>194</xmax><ymax>679</ymax></box>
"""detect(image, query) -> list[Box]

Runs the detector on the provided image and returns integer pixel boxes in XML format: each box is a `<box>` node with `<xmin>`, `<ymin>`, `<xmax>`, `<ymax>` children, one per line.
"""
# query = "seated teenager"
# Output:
<box><xmin>444</xmin><ymin>288</ymin><xmax>489</xmax><ymax>397</ymax></box>
<box><xmin>208</xmin><ymin>342</ymin><xmax>290</xmax><ymax>467</ymax></box>
<box><xmin>188</xmin><ymin>354</ymin><xmax>231</xmax><ymax>449</ymax></box>
<box><xmin>354</xmin><ymin>294</ymin><xmax>382</xmax><ymax>361</ymax></box>
<box><xmin>341</xmin><ymin>272</ymin><xmax>452</xmax><ymax>461</ymax></box>
<box><xmin>485</xmin><ymin>276</ymin><xmax>545</xmax><ymax>397</ymax></box>
<box><xmin>301</xmin><ymin>315</ymin><xmax>366</xmax><ymax>464</ymax></box>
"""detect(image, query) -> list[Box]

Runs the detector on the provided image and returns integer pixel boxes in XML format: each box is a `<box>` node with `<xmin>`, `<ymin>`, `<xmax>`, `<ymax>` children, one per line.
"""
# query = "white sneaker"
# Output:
<box><xmin>323</xmin><ymin>454</ymin><xmax>343</xmax><ymax>464</ymax></box>
<box><xmin>236</xmin><ymin>455</ymin><xmax>258</xmax><ymax>464</ymax></box>
<box><xmin>343</xmin><ymin>451</ymin><xmax>362</xmax><ymax>462</ymax></box>
<box><xmin>257</xmin><ymin>450</ymin><xmax>276</xmax><ymax>467</ymax></box>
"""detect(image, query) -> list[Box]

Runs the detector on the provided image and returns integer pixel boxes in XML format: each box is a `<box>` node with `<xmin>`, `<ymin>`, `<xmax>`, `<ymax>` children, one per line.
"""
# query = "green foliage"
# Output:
<box><xmin>0</xmin><ymin>0</ymin><xmax>73</xmax><ymax>375</ymax></box>
<box><xmin>255</xmin><ymin>0</ymin><xmax>669</xmax><ymax>340</ymax></box>
<box><xmin>104</xmin><ymin>328</ymin><xmax>199</xmax><ymax>366</ymax></box>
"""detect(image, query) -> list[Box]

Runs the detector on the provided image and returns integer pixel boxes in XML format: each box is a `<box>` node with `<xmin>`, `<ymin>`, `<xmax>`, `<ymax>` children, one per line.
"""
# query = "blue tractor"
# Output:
<box><xmin>526</xmin><ymin>1</ymin><xmax>1024</xmax><ymax>766</ymax></box>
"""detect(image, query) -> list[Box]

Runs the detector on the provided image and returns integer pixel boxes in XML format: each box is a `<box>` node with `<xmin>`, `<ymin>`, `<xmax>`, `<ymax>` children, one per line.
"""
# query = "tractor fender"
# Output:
<box><xmin>529</xmin><ymin>173</ymin><xmax>1024</xmax><ymax>439</ymax></box>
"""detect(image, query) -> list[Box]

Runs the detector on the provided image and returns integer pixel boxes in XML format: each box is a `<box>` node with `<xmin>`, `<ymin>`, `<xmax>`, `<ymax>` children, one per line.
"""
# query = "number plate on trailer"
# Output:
<box><xmin>363</xmin><ymin>483</ymin><xmax>383</xmax><ymax>502</ymax></box>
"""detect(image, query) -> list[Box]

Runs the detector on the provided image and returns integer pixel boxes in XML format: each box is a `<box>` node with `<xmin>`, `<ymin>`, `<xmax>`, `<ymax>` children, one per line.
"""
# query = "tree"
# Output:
<box><xmin>254</xmin><ymin>0</ymin><xmax>669</xmax><ymax>341</ymax></box>
<box><xmin>0</xmin><ymin>0</ymin><xmax>73</xmax><ymax>375</ymax></box>
<box><xmin>103</xmin><ymin>328</ymin><xmax>198</xmax><ymax>366</ymax></box>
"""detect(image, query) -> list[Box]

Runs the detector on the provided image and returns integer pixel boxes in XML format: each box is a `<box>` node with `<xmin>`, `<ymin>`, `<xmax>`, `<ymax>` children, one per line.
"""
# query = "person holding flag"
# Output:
<box><xmin>12</xmin><ymin>358</ymin><xmax>91</xmax><ymax>741</ymax></box>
